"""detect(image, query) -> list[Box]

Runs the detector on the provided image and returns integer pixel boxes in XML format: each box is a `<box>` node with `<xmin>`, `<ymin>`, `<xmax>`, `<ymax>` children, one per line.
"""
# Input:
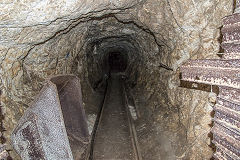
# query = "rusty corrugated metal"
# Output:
<box><xmin>222</xmin><ymin>52</ymin><xmax>240</xmax><ymax>59</ymax></box>
<box><xmin>180</xmin><ymin>59</ymin><xmax>240</xmax><ymax>89</ymax></box>
<box><xmin>180</xmin><ymin>7</ymin><xmax>240</xmax><ymax>160</ymax></box>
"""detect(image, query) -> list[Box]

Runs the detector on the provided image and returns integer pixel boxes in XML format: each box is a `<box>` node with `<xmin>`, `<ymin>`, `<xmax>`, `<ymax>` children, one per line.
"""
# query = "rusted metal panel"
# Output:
<box><xmin>222</xmin><ymin>13</ymin><xmax>240</xmax><ymax>25</ymax></box>
<box><xmin>212</xmin><ymin>122</ymin><xmax>240</xmax><ymax>144</ymax></box>
<box><xmin>180</xmin><ymin>10</ymin><xmax>240</xmax><ymax>160</ymax></box>
<box><xmin>180</xmin><ymin>59</ymin><xmax>240</xmax><ymax>89</ymax></box>
<box><xmin>218</xmin><ymin>87</ymin><xmax>240</xmax><ymax>104</ymax></box>
<box><xmin>222</xmin><ymin>24</ymin><xmax>240</xmax><ymax>43</ymax></box>
<box><xmin>212</xmin><ymin>123</ymin><xmax>240</xmax><ymax>151</ymax></box>
<box><xmin>11</xmin><ymin>82</ymin><xmax>73</xmax><ymax>160</ymax></box>
<box><xmin>221</xmin><ymin>42</ymin><xmax>240</xmax><ymax>53</ymax></box>
<box><xmin>11</xmin><ymin>75</ymin><xmax>89</xmax><ymax>160</ymax></box>
<box><xmin>181</xmin><ymin>59</ymin><xmax>240</xmax><ymax>68</ymax></box>
<box><xmin>213</xmin><ymin>137</ymin><xmax>239</xmax><ymax>160</ymax></box>
<box><xmin>11</xmin><ymin>81</ymin><xmax>74</xmax><ymax>160</ymax></box>
<box><xmin>214</xmin><ymin>105</ymin><xmax>240</xmax><ymax>129</ymax></box>
<box><xmin>212</xmin><ymin>118</ymin><xmax>240</xmax><ymax>160</ymax></box>
<box><xmin>222</xmin><ymin>52</ymin><xmax>240</xmax><ymax>59</ymax></box>
<box><xmin>12</xmin><ymin>111</ymin><xmax>46</xmax><ymax>159</ymax></box>
<box><xmin>49</xmin><ymin>75</ymin><xmax>89</xmax><ymax>142</ymax></box>
<box><xmin>217</xmin><ymin>97</ymin><xmax>240</xmax><ymax>112</ymax></box>
<box><xmin>222</xmin><ymin>33</ymin><xmax>239</xmax><ymax>45</ymax></box>
<box><xmin>214</xmin><ymin>134</ymin><xmax>240</xmax><ymax>157</ymax></box>
<box><xmin>214</xmin><ymin>118</ymin><xmax>240</xmax><ymax>142</ymax></box>
<box><xmin>180</xmin><ymin>66</ymin><xmax>240</xmax><ymax>160</ymax></box>
<box><xmin>49</xmin><ymin>75</ymin><xmax>90</xmax><ymax>160</ymax></box>
<box><xmin>221</xmin><ymin>12</ymin><xmax>240</xmax><ymax>57</ymax></box>
<box><xmin>212</xmin><ymin>87</ymin><xmax>240</xmax><ymax>159</ymax></box>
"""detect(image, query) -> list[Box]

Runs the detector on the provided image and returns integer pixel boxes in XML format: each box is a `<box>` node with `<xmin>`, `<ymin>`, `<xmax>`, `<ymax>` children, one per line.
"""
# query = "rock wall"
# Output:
<box><xmin>0</xmin><ymin>0</ymin><xmax>233</xmax><ymax>159</ymax></box>
<box><xmin>120</xmin><ymin>0</ymin><xmax>233</xmax><ymax>159</ymax></box>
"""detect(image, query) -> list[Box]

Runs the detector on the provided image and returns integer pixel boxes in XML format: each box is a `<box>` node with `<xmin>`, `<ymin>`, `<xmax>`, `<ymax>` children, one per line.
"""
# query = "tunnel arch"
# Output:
<box><xmin>108</xmin><ymin>51</ymin><xmax>128</xmax><ymax>72</ymax></box>
<box><xmin>85</xmin><ymin>35</ymin><xmax>142</xmax><ymax>90</ymax></box>
<box><xmin>0</xmin><ymin>1</ymin><xmax>232</xmax><ymax>159</ymax></box>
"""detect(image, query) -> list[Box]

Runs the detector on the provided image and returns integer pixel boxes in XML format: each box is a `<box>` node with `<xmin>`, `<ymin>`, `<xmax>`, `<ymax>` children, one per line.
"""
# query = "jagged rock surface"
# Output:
<box><xmin>0</xmin><ymin>0</ymin><xmax>233</xmax><ymax>159</ymax></box>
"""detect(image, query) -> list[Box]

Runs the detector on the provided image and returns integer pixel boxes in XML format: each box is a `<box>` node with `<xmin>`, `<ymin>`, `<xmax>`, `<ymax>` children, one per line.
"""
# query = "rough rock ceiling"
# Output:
<box><xmin>0</xmin><ymin>0</ymin><xmax>234</xmax><ymax>159</ymax></box>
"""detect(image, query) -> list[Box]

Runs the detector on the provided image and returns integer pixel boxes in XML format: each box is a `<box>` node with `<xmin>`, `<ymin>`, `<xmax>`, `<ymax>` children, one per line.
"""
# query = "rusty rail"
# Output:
<box><xmin>123</xmin><ymin>81</ymin><xmax>142</xmax><ymax>160</ymax></box>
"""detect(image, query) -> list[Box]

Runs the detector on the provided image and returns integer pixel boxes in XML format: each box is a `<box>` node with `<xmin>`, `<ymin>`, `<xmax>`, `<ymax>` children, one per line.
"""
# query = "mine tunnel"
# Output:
<box><xmin>108</xmin><ymin>51</ymin><xmax>128</xmax><ymax>72</ymax></box>
<box><xmin>85</xmin><ymin>37</ymin><xmax>141</xmax><ymax>160</ymax></box>
<box><xmin>1</xmin><ymin>0</ymin><xmax>240</xmax><ymax>160</ymax></box>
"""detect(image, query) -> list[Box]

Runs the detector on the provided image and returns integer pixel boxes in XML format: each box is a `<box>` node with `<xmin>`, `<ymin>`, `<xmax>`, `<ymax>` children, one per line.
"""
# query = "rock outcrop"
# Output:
<box><xmin>0</xmin><ymin>0</ymin><xmax>233</xmax><ymax>159</ymax></box>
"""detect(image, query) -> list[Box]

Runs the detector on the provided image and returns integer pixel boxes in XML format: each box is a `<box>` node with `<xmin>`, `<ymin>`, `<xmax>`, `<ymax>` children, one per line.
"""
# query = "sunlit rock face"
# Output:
<box><xmin>0</xmin><ymin>0</ymin><xmax>233</xmax><ymax>159</ymax></box>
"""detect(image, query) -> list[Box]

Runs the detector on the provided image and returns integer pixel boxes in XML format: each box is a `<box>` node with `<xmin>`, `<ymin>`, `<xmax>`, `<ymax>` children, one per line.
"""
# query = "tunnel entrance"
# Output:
<box><xmin>2</xmin><ymin>1</ymin><xmax>235</xmax><ymax>159</ymax></box>
<box><xmin>85</xmin><ymin>36</ymin><xmax>140</xmax><ymax>91</ymax></box>
<box><xmin>108</xmin><ymin>52</ymin><xmax>128</xmax><ymax>73</ymax></box>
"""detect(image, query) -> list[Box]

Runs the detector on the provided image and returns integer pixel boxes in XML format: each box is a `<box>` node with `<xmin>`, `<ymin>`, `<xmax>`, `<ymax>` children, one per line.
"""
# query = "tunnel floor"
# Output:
<box><xmin>92</xmin><ymin>74</ymin><xmax>136</xmax><ymax>160</ymax></box>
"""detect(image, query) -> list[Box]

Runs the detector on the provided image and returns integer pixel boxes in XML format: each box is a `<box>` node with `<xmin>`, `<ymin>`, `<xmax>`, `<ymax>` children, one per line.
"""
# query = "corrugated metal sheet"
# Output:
<box><xmin>180</xmin><ymin>8</ymin><xmax>240</xmax><ymax>160</ymax></box>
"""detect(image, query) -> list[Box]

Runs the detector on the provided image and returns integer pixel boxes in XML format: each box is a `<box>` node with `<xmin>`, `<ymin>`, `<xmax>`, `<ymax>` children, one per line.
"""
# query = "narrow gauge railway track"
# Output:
<box><xmin>87</xmin><ymin>74</ymin><xmax>142</xmax><ymax>160</ymax></box>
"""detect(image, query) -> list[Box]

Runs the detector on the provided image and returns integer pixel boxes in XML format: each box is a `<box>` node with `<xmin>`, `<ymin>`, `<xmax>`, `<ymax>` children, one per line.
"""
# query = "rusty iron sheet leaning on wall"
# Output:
<box><xmin>11</xmin><ymin>75</ymin><xmax>89</xmax><ymax>160</ymax></box>
<box><xmin>180</xmin><ymin>50</ymin><xmax>240</xmax><ymax>157</ymax></box>
<box><xmin>180</xmin><ymin>3</ymin><xmax>240</xmax><ymax>159</ymax></box>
